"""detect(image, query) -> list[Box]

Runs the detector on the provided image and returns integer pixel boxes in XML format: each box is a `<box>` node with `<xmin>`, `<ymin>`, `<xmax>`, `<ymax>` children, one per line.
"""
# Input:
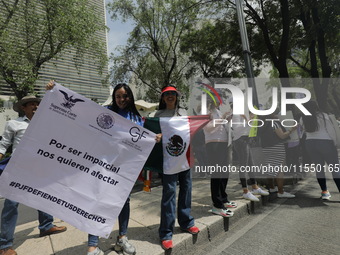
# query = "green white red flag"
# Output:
<box><xmin>144</xmin><ymin>115</ymin><xmax>210</xmax><ymax>175</ymax></box>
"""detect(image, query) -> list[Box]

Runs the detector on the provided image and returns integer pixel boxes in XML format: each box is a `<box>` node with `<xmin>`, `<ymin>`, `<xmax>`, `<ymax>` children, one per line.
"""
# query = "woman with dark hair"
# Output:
<box><xmin>87</xmin><ymin>83</ymin><xmax>142</xmax><ymax>255</ymax></box>
<box><xmin>156</xmin><ymin>85</ymin><xmax>187</xmax><ymax>116</ymax></box>
<box><xmin>46</xmin><ymin>81</ymin><xmax>160</xmax><ymax>255</ymax></box>
<box><xmin>259</xmin><ymin>110</ymin><xmax>296</xmax><ymax>198</ymax></box>
<box><xmin>301</xmin><ymin>100</ymin><xmax>340</xmax><ymax>200</ymax></box>
<box><xmin>107</xmin><ymin>83</ymin><xmax>142</xmax><ymax>122</ymax></box>
<box><xmin>88</xmin><ymin>83</ymin><xmax>161</xmax><ymax>255</ymax></box>
<box><xmin>155</xmin><ymin>85</ymin><xmax>200</xmax><ymax>251</ymax></box>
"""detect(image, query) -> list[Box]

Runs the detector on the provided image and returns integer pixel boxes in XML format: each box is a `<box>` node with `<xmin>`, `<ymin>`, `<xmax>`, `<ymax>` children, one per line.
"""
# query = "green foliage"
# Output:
<box><xmin>108</xmin><ymin>0</ymin><xmax>339</xmax><ymax>109</ymax></box>
<box><xmin>108</xmin><ymin>0</ymin><xmax>200</xmax><ymax>100</ymax></box>
<box><xmin>180</xmin><ymin>9</ymin><xmax>265</xmax><ymax>78</ymax></box>
<box><xmin>289</xmin><ymin>0</ymin><xmax>340</xmax><ymax>77</ymax></box>
<box><xmin>0</xmin><ymin>0</ymin><xmax>107</xmax><ymax>99</ymax></box>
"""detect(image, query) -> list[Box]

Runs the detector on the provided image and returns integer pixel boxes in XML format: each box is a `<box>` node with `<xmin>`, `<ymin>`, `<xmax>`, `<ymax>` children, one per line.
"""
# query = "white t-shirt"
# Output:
<box><xmin>203</xmin><ymin>108</ymin><xmax>228</xmax><ymax>143</ymax></box>
<box><xmin>302</xmin><ymin>113</ymin><xmax>335</xmax><ymax>141</ymax></box>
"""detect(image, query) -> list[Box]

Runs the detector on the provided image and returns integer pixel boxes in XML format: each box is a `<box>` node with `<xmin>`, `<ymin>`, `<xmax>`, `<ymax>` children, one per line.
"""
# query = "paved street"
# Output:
<box><xmin>194</xmin><ymin>173</ymin><xmax>340</xmax><ymax>255</ymax></box>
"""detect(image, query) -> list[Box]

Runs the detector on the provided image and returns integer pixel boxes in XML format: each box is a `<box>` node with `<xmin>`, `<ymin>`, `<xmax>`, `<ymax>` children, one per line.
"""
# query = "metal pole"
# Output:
<box><xmin>235</xmin><ymin>0</ymin><xmax>259</xmax><ymax>108</ymax></box>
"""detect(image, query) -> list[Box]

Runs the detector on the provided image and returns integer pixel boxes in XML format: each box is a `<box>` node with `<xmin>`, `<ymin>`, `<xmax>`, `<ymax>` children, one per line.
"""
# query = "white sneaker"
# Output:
<box><xmin>87</xmin><ymin>247</ymin><xmax>104</xmax><ymax>255</ymax></box>
<box><xmin>114</xmin><ymin>236</ymin><xmax>136</xmax><ymax>255</ymax></box>
<box><xmin>243</xmin><ymin>192</ymin><xmax>260</xmax><ymax>202</ymax></box>
<box><xmin>211</xmin><ymin>207</ymin><xmax>234</xmax><ymax>217</ymax></box>
<box><xmin>252</xmin><ymin>188</ymin><xmax>269</xmax><ymax>196</ymax></box>
<box><xmin>321</xmin><ymin>191</ymin><xmax>331</xmax><ymax>200</ymax></box>
<box><xmin>277</xmin><ymin>191</ymin><xmax>295</xmax><ymax>198</ymax></box>
<box><xmin>269</xmin><ymin>186</ymin><xmax>278</xmax><ymax>193</ymax></box>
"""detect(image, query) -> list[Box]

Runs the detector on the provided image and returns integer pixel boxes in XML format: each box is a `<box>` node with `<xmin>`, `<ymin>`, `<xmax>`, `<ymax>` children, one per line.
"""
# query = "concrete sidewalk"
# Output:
<box><xmin>10</xmin><ymin>172</ymin><xmax>301</xmax><ymax>255</ymax></box>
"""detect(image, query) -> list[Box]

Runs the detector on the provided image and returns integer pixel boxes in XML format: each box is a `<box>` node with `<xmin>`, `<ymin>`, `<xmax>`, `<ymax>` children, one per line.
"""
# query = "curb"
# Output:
<box><xmin>8</xmin><ymin>174</ymin><xmax>302</xmax><ymax>255</ymax></box>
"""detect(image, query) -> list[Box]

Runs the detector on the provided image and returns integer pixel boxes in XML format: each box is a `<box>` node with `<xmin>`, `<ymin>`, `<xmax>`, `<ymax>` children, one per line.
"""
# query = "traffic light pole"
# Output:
<box><xmin>235</xmin><ymin>0</ymin><xmax>259</xmax><ymax>108</ymax></box>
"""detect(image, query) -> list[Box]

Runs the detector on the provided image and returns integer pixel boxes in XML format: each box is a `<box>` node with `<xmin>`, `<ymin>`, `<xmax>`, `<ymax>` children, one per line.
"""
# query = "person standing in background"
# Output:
<box><xmin>204</xmin><ymin>99</ymin><xmax>236</xmax><ymax>218</ymax></box>
<box><xmin>301</xmin><ymin>100</ymin><xmax>340</xmax><ymax>200</ymax></box>
<box><xmin>259</xmin><ymin>110</ymin><xmax>296</xmax><ymax>198</ymax></box>
<box><xmin>228</xmin><ymin>99</ymin><xmax>269</xmax><ymax>202</ymax></box>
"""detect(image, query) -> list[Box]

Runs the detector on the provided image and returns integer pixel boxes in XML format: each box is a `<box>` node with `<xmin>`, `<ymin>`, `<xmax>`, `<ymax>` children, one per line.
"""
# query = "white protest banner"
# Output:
<box><xmin>0</xmin><ymin>84</ymin><xmax>156</xmax><ymax>237</ymax></box>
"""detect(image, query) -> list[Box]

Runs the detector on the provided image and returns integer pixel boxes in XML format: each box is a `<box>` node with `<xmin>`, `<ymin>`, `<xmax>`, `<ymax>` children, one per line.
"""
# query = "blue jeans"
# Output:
<box><xmin>159</xmin><ymin>169</ymin><xmax>194</xmax><ymax>240</ymax></box>
<box><xmin>88</xmin><ymin>197</ymin><xmax>130</xmax><ymax>246</ymax></box>
<box><xmin>0</xmin><ymin>199</ymin><xmax>54</xmax><ymax>249</ymax></box>
<box><xmin>305</xmin><ymin>139</ymin><xmax>340</xmax><ymax>192</ymax></box>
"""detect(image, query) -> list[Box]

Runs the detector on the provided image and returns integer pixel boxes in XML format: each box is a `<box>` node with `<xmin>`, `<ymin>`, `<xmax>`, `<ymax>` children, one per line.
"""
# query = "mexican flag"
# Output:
<box><xmin>143</xmin><ymin>115</ymin><xmax>210</xmax><ymax>175</ymax></box>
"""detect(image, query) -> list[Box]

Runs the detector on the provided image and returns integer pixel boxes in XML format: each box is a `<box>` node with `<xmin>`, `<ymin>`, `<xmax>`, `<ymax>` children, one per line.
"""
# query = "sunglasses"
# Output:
<box><xmin>163</xmin><ymin>91</ymin><xmax>177</xmax><ymax>96</ymax></box>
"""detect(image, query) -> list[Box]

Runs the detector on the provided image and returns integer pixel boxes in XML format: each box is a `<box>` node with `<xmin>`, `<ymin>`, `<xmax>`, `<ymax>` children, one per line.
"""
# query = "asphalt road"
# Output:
<box><xmin>194</xmin><ymin>174</ymin><xmax>340</xmax><ymax>255</ymax></box>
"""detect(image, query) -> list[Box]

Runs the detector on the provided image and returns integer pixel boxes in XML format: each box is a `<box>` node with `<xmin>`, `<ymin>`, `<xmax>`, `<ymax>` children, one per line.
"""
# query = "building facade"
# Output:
<box><xmin>0</xmin><ymin>0</ymin><xmax>109</xmax><ymax>104</ymax></box>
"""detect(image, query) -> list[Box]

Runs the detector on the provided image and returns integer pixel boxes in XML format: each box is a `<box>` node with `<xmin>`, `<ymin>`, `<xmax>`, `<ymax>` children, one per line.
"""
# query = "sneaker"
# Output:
<box><xmin>321</xmin><ymin>191</ymin><xmax>331</xmax><ymax>200</ymax></box>
<box><xmin>181</xmin><ymin>226</ymin><xmax>200</xmax><ymax>234</ymax></box>
<box><xmin>252</xmin><ymin>188</ymin><xmax>269</xmax><ymax>196</ymax></box>
<box><xmin>243</xmin><ymin>192</ymin><xmax>260</xmax><ymax>202</ymax></box>
<box><xmin>87</xmin><ymin>247</ymin><xmax>103</xmax><ymax>255</ymax></box>
<box><xmin>277</xmin><ymin>192</ymin><xmax>295</xmax><ymax>198</ymax></box>
<box><xmin>211</xmin><ymin>207</ymin><xmax>234</xmax><ymax>217</ymax></box>
<box><xmin>161</xmin><ymin>240</ymin><xmax>173</xmax><ymax>250</ymax></box>
<box><xmin>269</xmin><ymin>186</ymin><xmax>278</xmax><ymax>193</ymax></box>
<box><xmin>224</xmin><ymin>201</ymin><xmax>237</xmax><ymax>208</ymax></box>
<box><xmin>0</xmin><ymin>247</ymin><xmax>17</xmax><ymax>255</ymax></box>
<box><xmin>114</xmin><ymin>236</ymin><xmax>136</xmax><ymax>255</ymax></box>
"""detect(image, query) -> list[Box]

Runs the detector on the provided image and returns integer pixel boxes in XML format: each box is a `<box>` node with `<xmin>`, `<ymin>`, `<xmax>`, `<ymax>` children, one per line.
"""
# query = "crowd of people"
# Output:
<box><xmin>0</xmin><ymin>83</ymin><xmax>339</xmax><ymax>255</ymax></box>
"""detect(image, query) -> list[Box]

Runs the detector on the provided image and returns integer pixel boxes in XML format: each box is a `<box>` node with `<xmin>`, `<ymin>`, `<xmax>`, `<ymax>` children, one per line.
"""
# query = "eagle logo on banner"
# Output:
<box><xmin>166</xmin><ymin>134</ymin><xmax>186</xmax><ymax>157</ymax></box>
<box><xmin>59</xmin><ymin>90</ymin><xmax>85</xmax><ymax>109</ymax></box>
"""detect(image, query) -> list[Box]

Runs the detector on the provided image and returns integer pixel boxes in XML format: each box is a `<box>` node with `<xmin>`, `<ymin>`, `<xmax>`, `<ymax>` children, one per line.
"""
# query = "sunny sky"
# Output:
<box><xmin>105</xmin><ymin>2</ymin><xmax>133</xmax><ymax>56</ymax></box>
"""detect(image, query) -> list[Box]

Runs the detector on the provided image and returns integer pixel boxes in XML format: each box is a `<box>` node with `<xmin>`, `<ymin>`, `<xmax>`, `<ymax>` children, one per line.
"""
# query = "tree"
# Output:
<box><xmin>288</xmin><ymin>0</ymin><xmax>340</xmax><ymax>112</ymax></box>
<box><xmin>240</xmin><ymin>0</ymin><xmax>292</xmax><ymax>82</ymax></box>
<box><xmin>227</xmin><ymin>0</ymin><xmax>339</xmax><ymax>112</ymax></box>
<box><xmin>180</xmin><ymin>11</ymin><xmax>265</xmax><ymax>79</ymax></box>
<box><xmin>108</xmin><ymin>0</ymin><xmax>204</xmax><ymax>100</ymax></box>
<box><xmin>0</xmin><ymin>0</ymin><xmax>107</xmax><ymax>100</ymax></box>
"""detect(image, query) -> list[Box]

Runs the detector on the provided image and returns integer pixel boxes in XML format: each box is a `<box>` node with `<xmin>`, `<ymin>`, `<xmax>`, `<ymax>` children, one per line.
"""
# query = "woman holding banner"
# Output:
<box><xmin>46</xmin><ymin>81</ymin><xmax>162</xmax><ymax>255</ymax></box>
<box><xmin>301</xmin><ymin>100</ymin><xmax>340</xmax><ymax>200</ymax></box>
<box><xmin>155</xmin><ymin>85</ymin><xmax>200</xmax><ymax>251</ymax></box>
<box><xmin>86</xmin><ymin>83</ymin><xmax>141</xmax><ymax>255</ymax></box>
